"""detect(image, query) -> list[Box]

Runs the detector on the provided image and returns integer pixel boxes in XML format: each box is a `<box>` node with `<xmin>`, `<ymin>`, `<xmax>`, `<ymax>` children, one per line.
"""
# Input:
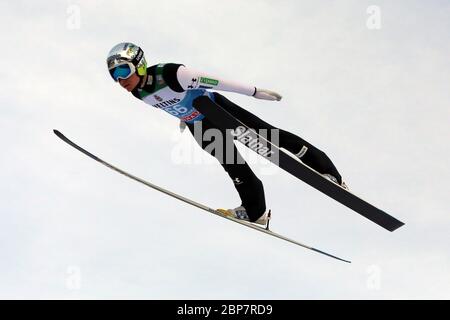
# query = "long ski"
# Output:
<box><xmin>193</xmin><ymin>96</ymin><xmax>404</xmax><ymax>232</ymax></box>
<box><xmin>53</xmin><ymin>129</ymin><xmax>351</xmax><ymax>263</ymax></box>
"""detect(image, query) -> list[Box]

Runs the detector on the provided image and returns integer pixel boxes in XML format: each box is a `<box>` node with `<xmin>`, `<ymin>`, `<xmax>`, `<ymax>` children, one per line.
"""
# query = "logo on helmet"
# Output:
<box><xmin>135</xmin><ymin>50</ymin><xmax>143</xmax><ymax>61</ymax></box>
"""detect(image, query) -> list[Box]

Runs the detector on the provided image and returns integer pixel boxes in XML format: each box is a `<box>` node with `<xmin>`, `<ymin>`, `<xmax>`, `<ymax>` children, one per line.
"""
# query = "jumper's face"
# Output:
<box><xmin>119</xmin><ymin>73</ymin><xmax>140</xmax><ymax>91</ymax></box>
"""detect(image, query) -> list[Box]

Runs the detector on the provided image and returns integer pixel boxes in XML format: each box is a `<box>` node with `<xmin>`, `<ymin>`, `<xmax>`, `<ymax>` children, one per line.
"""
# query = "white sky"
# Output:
<box><xmin>0</xmin><ymin>0</ymin><xmax>449</xmax><ymax>299</ymax></box>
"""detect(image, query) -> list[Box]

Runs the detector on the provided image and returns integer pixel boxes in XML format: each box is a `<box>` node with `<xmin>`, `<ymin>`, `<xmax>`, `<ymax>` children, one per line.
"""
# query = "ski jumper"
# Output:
<box><xmin>131</xmin><ymin>63</ymin><xmax>342</xmax><ymax>221</ymax></box>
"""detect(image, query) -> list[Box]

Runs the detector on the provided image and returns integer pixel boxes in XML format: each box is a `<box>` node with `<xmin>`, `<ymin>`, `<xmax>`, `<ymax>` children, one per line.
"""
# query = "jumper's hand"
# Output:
<box><xmin>179</xmin><ymin>121</ymin><xmax>186</xmax><ymax>133</ymax></box>
<box><xmin>253</xmin><ymin>88</ymin><xmax>282</xmax><ymax>101</ymax></box>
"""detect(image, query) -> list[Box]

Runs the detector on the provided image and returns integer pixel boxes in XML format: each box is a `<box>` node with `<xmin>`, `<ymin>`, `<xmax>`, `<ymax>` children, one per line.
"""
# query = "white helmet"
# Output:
<box><xmin>106</xmin><ymin>42</ymin><xmax>147</xmax><ymax>81</ymax></box>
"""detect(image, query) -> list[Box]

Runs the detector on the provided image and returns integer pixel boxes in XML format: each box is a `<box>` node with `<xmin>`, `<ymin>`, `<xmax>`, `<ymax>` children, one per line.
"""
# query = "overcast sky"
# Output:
<box><xmin>1</xmin><ymin>0</ymin><xmax>449</xmax><ymax>299</ymax></box>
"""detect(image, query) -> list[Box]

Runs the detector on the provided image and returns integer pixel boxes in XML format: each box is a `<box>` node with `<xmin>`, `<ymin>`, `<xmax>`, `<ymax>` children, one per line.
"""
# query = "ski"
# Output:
<box><xmin>193</xmin><ymin>96</ymin><xmax>405</xmax><ymax>232</ymax></box>
<box><xmin>53</xmin><ymin>129</ymin><xmax>351</xmax><ymax>263</ymax></box>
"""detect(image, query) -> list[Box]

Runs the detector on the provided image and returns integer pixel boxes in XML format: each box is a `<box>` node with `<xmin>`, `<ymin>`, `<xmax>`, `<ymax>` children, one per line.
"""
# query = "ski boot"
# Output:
<box><xmin>216</xmin><ymin>206</ymin><xmax>271</xmax><ymax>226</ymax></box>
<box><xmin>322</xmin><ymin>173</ymin><xmax>349</xmax><ymax>190</ymax></box>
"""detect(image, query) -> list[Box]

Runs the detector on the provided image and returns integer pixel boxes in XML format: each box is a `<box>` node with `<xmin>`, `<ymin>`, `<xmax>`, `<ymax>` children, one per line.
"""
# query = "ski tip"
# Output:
<box><xmin>53</xmin><ymin>129</ymin><xmax>66</xmax><ymax>140</ymax></box>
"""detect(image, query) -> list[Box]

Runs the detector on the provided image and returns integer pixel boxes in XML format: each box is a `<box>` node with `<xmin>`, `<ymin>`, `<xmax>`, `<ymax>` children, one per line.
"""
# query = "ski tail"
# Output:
<box><xmin>310</xmin><ymin>248</ymin><xmax>351</xmax><ymax>263</ymax></box>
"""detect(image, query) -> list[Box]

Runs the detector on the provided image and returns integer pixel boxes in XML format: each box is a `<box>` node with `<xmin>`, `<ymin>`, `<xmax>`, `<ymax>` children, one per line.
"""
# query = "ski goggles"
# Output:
<box><xmin>109</xmin><ymin>62</ymin><xmax>136</xmax><ymax>82</ymax></box>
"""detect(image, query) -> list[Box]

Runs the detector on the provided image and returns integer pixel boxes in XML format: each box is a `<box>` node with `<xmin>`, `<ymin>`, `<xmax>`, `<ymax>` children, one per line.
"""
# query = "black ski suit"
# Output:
<box><xmin>131</xmin><ymin>63</ymin><xmax>342</xmax><ymax>221</ymax></box>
